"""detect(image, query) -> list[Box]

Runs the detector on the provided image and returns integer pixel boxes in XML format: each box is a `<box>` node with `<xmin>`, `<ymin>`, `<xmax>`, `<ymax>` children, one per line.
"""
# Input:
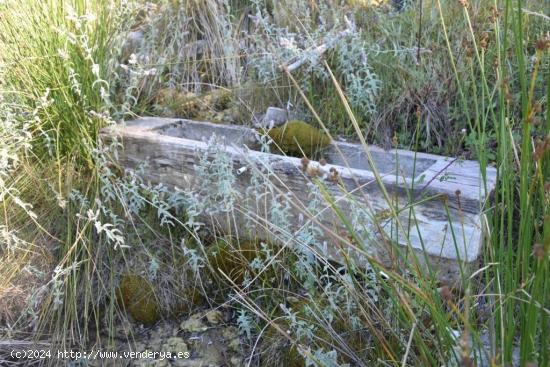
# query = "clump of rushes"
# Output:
<box><xmin>0</xmin><ymin>0</ymin><xmax>133</xmax><ymax>162</ymax></box>
<box><xmin>0</xmin><ymin>0</ymin><xmax>142</xmax><ymax>352</ymax></box>
<box><xmin>266</xmin><ymin>120</ymin><xmax>332</xmax><ymax>157</ymax></box>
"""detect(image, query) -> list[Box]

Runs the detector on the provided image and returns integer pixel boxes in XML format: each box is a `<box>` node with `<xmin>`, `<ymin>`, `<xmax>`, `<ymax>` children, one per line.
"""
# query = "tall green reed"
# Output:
<box><xmin>0</xmin><ymin>0</ymin><xmax>139</xmax><ymax>353</ymax></box>
<box><xmin>436</xmin><ymin>0</ymin><xmax>549</xmax><ymax>364</ymax></box>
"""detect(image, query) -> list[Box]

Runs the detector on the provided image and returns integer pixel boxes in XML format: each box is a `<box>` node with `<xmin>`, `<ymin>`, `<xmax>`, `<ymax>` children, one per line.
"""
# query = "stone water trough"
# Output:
<box><xmin>100</xmin><ymin>117</ymin><xmax>497</xmax><ymax>284</ymax></box>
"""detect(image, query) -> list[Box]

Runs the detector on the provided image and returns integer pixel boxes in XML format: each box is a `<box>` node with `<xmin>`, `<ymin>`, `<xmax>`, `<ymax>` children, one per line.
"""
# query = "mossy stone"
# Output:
<box><xmin>203</xmin><ymin>89</ymin><xmax>233</xmax><ymax>111</ymax></box>
<box><xmin>206</xmin><ymin>238</ymin><xmax>275</xmax><ymax>286</ymax></box>
<box><xmin>118</xmin><ymin>274</ymin><xmax>160</xmax><ymax>325</ymax></box>
<box><xmin>267</xmin><ymin>120</ymin><xmax>331</xmax><ymax>157</ymax></box>
<box><xmin>155</xmin><ymin>88</ymin><xmax>201</xmax><ymax>118</ymax></box>
<box><xmin>155</xmin><ymin>88</ymin><xmax>235</xmax><ymax>120</ymax></box>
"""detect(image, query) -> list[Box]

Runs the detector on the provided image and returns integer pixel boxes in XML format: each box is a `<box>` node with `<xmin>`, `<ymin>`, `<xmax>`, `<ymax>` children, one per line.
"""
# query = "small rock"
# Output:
<box><xmin>221</xmin><ymin>326</ymin><xmax>239</xmax><ymax>338</ymax></box>
<box><xmin>165</xmin><ymin>336</ymin><xmax>189</xmax><ymax>353</ymax></box>
<box><xmin>205</xmin><ymin>310</ymin><xmax>225</xmax><ymax>325</ymax></box>
<box><xmin>180</xmin><ymin>314</ymin><xmax>208</xmax><ymax>333</ymax></box>
<box><xmin>228</xmin><ymin>337</ymin><xmax>241</xmax><ymax>353</ymax></box>
<box><xmin>222</xmin><ymin>326</ymin><xmax>241</xmax><ymax>352</ymax></box>
<box><xmin>264</xmin><ymin>107</ymin><xmax>288</xmax><ymax>124</ymax></box>
<box><xmin>257</xmin><ymin>107</ymin><xmax>288</xmax><ymax>128</ymax></box>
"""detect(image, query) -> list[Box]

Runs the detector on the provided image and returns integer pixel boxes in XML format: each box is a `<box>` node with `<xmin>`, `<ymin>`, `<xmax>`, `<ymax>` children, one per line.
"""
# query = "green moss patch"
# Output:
<box><xmin>267</xmin><ymin>120</ymin><xmax>331</xmax><ymax>157</ymax></box>
<box><xmin>154</xmin><ymin>88</ymin><xmax>236</xmax><ymax>121</ymax></box>
<box><xmin>206</xmin><ymin>238</ymin><xmax>279</xmax><ymax>287</ymax></box>
<box><xmin>118</xmin><ymin>274</ymin><xmax>160</xmax><ymax>325</ymax></box>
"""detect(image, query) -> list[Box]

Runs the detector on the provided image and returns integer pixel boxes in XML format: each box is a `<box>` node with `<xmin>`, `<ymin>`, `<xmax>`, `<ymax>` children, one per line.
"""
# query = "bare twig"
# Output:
<box><xmin>285</xmin><ymin>16</ymin><xmax>355</xmax><ymax>72</ymax></box>
<box><xmin>522</xmin><ymin>9</ymin><xmax>550</xmax><ymax>21</ymax></box>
